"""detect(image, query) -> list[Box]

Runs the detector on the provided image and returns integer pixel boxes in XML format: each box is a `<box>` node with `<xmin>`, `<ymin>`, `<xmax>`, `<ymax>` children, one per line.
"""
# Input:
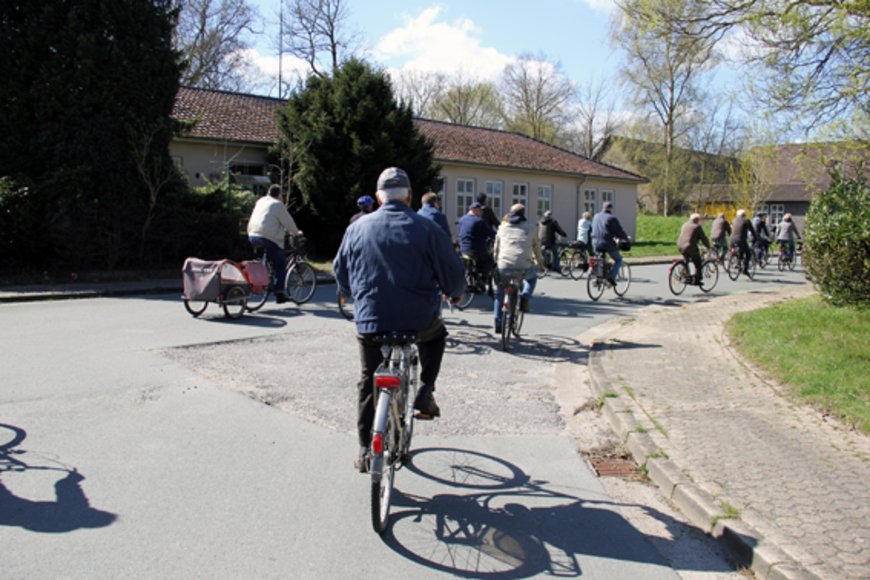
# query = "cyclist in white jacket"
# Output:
<box><xmin>247</xmin><ymin>185</ymin><xmax>301</xmax><ymax>303</ymax></box>
<box><xmin>492</xmin><ymin>204</ymin><xmax>545</xmax><ymax>333</ymax></box>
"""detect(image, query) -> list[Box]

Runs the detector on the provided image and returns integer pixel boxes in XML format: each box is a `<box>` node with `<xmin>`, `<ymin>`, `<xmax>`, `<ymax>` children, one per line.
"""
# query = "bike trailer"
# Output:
<box><xmin>182</xmin><ymin>258</ymin><xmax>249</xmax><ymax>300</ymax></box>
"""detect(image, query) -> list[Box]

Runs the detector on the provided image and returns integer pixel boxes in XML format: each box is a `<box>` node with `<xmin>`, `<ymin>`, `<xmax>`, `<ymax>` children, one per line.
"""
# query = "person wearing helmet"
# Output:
<box><xmin>350</xmin><ymin>195</ymin><xmax>376</xmax><ymax>224</ymax></box>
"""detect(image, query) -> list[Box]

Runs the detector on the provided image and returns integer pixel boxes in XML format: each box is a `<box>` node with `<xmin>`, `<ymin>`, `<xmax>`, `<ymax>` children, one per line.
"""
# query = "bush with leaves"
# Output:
<box><xmin>803</xmin><ymin>170</ymin><xmax>869</xmax><ymax>307</ymax></box>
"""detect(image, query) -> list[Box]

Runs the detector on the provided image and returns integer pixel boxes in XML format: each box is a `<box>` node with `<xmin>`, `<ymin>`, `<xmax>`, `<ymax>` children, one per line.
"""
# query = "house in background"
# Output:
<box><xmin>171</xmin><ymin>87</ymin><xmax>647</xmax><ymax>239</ymax></box>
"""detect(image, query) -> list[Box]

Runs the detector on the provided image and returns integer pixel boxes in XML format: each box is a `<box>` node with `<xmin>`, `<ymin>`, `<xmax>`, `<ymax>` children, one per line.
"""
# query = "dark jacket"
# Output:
<box><xmin>458</xmin><ymin>213</ymin><xmax>494</xmax><ymax>255</ymax></box>
<box><xmin>538</xmin><ymin>216</ymin><xmax>567</xmax><ymax>246</ymax></box>
<box><xmin>333</xmin><ymin>200</ymin><xmax>465</xmax><ymax>334</ymax></box>
<box><xmin>591</xmin><ymin>210</ymin><xmax>628</xmax><ymax>252</ymax></box>
<box><xmin>678</xmin><ymin>221</ymin><xmax>711</xmax><ymax>254</ymax></box>
<box><xmin>481</xmin><ymin>205</ymin><xmax>501</xmax><ymax>230</ymax></box>
<box><xmin>730</xmin><ymin>215</ymin><xmax>755</xmax><ymax>244</ymax></box>
<box><xmin>417</xmin><ymin>203</ymin><xmax>451</xmax><ymax>238</ymax></box>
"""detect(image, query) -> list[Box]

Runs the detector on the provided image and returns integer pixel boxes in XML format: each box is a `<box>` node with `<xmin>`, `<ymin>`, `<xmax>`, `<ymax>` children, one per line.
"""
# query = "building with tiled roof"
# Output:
<box><xmin>171</xmin><ymin>87</ymin><xmax>647</xmax><ymax>238</ymax></box>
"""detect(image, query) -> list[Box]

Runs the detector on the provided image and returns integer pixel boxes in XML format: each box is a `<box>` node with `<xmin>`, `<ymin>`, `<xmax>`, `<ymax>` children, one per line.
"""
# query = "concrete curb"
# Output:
<box><xmin>587</xmin><ymin>339</ymin><xmax>822</xmax><ymax>580</ymax></box>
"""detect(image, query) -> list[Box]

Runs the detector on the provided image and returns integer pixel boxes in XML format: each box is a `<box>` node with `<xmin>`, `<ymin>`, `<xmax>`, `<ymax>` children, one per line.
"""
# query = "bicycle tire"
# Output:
<box><xmin>337</xmin><ymin>289</ymin><xmax>354</xmax><ymax>321</ymax></box>
<box><xmin>222</xmin><ymin>286</ymin><xmax>247</xmax><ymax>319</ymax></box>
<box><xmin>727</xmin><ymin>253</ymin><xmax>741</xmax><ymax>281</ymax></box>
<box><xmin>371</xmin><ymin>405</ymin><xmax>397</xmax><ymax>534</ymax></box>
<box><xmin>613</xmin><ymin>263</ymin><xmax>632</xmax><ymax>297</ymax></box>
<box><xmin>558</xmin><ymin>249</ymin><xmax>573</xmax><ymax>277</ymax></box>
<box><xmin>569</xmin><ymin>252</ymin><xmax>587</xmax><ymax>280</ymax></box>
<box><xmin>500</xmin><ymin>293</ymin><xmax>512</xmax><ymax>351</ymax></box>
<box><xmin>183</xmin><ymin>299</ymin><xmax>208</xmax><ymax>317</ymax></box>
<box><xmin>586</xmin><ymin>273</ymin><xmax>604</xmax><ymax>301</ymax></box>
<box><xmin>456</xmin><ymin>288</ymin><xmax>475</xmax><ymax>310</ymax></box>
<box><xmin>777</xmin><ymin>252</ymin><xmax>786</xmax><ymax>272</ymax></box>
<box><xmin>746</xmin><ymin>256</ymin><xmax>756</xmax><ymax>279</ymax></box>
<box><xmin>668</xmin><ymin>262</ymin><xmax>688</xmax><ymax>296</ymax></box>
<box><xmin>285</xmin><ymin>261</ymin><xmax>317</xmax><ymax>304</ymax></box>
<box><xmin>699</xmin><ymin>260</ymin><xmax>719</xmax><ymax>293</ymax></box>
<box><xmin>788</xmin><ymin>254</ymin><xmax>796</xmax><ymax>271</ymax></box>
<box><xmin>512</xmin><ymin>299</ymin><xmax>524</xmax><ymax>337</ymax></box>
<box><xmin>536</xmin><ymin>261</ymin><xmax>548</xmax><ymax>279</ymax></box>
<box><xmin>246</xmin><ymin>284</ymin><xmax>269</xmax><ymax>312</ymax></box>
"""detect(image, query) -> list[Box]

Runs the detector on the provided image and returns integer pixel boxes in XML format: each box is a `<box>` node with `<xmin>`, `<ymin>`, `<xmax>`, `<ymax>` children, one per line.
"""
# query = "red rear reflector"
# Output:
<box><xmin>375</xmin><ymin>375</ymin><xmax>401</xmax><ymax>389</ymax></box>
<box><xmin>372</xmin><ymin>434</ymin><xmax>383</xmax><ymax>455</ymax></box>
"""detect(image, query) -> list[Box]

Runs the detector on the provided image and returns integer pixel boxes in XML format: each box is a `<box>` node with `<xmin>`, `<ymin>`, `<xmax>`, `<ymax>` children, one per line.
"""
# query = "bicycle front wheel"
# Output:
<box><xmin>746</xmin><ymin>256</ymin><xmax>756</xmax><ymax>279</ymax></box>
<box><xmin>286</xmin><ymin>261</ymin><xmax>317</xmax><ymax>304</ymax></box>
<box><xmin>569</xmin><ymin>251</ymin><xmax>587</xmax><ymax>280</ymax></box>
<box><xmin>371</xmin><ymin>406</ymin><xmax>397</xmax><ymax>534</ymax></box>
<box><xmin>613</xmin><ymin>263</ymin><xmax>632</xmax><ymax>297</ymax></box>
<box><xmin>668</xmin><ymin>262</ymin><xmax>688</xmax><ymax>296</ymax></box>
<box><xmin>727</xmin><ymin>253</ymin><xmax>741</xmax><ymax>281</ymax></box>
<box><xmin>558</xmin><ymin>249</ymin><xmax>573</xmax><ymax>277</ymax></box>
<box><xmin>699</xmin><ymin>260</ymin><xmax>719</xmax><ymax>293</ymax></box>
<box><xmin>246</xmin><ymin>284</ymin><xmax>270</xmax><ymax>312</ymax></box>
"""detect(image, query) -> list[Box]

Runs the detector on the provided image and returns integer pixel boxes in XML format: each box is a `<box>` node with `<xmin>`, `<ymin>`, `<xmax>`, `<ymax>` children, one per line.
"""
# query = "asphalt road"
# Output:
<box><xmin>1</xmin><ymin>263</ymin><xmax>807</xmax><ymax>578</ymax></box>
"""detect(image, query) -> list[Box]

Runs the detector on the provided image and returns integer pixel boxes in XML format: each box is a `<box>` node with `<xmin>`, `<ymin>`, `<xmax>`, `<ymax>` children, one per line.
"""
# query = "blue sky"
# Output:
<box><xmin>246</xmin><ymin>0</ymin><xmax>625</xmax><ymax>95</ymax></box>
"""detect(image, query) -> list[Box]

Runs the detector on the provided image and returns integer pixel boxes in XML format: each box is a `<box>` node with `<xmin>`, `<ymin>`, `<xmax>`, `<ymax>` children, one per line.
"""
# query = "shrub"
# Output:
<box><xmin>803</xmin><ymin>169</ymin><xmax>869</xmax><ymax>307</ymax></box>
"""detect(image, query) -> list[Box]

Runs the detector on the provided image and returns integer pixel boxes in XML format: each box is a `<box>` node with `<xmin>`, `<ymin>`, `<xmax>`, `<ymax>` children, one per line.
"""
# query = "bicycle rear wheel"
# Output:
<box><xmin>558</xmin><ymin>249</ymin><xmax>573</xmax><ymax>277</ymax></box>
<box><xmin>613</xmin><ymin>263</ymin><xmax>632</xmax><ymax>297</ymax></box>
<box><xmin>668</xmin><ymin>262</ymin><xmax>688</xmax><ymax>296</ymax></box>
<box><xmin>500</xmin><ymin>293</ymin><xmax>513</xmax><ymax>351</ymax></box>
<box><xmin>746</xmin><ymin>256</ymin><xmax>756</xmax><ymax>279</ymax></box>
<box><xmin>699</xmin><ymin>260</ymin><xmax>719</xmax><ymax>293</ymax></box>
<box><xmin>371</xmin><ymin>407</ymin><xmax>397</xmax><ymax>534</ymax></box>
<box><xmin>285</xmin><ymin>261</ymin><xmax>317</xmax><ymax>304</ymax></box>
<box><xmin>727</xmin><ymin>253</ymin><xmax>741</xmax><ymax>281</ymax></box>
<box><xmin>512</xmin><ymin>300</ymin><xmax>524</xmax><ymax>337</ymax></box>
<box><xmin>569</xmin><ymin>251</ymin><xmax>587</xmax><ymax>280</ymax></box>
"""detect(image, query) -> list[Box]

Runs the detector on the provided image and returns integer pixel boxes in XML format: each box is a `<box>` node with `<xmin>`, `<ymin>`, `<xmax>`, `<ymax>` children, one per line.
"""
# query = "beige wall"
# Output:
<box><xmin>436</xmin><ymin>163</ymin><xmax>638</xmax><ymax>240</ymax></box>
<box><xmin>170</xmin><ymin>139</ymin><xmax>269</xmax><ymax>186</ymax></box>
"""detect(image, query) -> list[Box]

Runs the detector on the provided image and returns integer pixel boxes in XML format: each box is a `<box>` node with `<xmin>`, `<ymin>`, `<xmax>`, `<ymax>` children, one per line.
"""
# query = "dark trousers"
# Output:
<box><xmin>356</xmin><ymin>319</ymin><xmax>448</xmax><ymax>447</ymax></box>
<box><xmin>249</xmin><ymin>236</ymin><xmax>286</xmax><ymax>293</ymax></box>
<box><xmin>681</xmin><ymin>248</ymin><xmax>702</xmax><ymax>281</ymax></box>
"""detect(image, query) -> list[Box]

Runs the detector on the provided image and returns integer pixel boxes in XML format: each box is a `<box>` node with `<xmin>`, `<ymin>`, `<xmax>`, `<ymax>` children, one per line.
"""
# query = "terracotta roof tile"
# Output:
<box><xmin>172</xmin><ymin>87</ymin><xmax>645</xmax><ymax>182</ymax></box>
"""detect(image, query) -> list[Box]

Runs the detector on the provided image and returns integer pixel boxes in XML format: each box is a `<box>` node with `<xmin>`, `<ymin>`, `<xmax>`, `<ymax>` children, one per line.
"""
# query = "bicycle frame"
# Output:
<box><xmin>370</xmin><ymin>342</ymin><xmax>418</xmax><ymax>476</ymax></box>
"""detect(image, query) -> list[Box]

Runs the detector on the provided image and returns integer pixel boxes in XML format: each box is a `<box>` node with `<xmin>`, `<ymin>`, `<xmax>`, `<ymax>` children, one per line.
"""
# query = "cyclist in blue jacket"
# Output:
<box><xmin>333</xmin><ymin>167</ymin><xmax>465</xmax><ymax>472</ymax></box>
<box><xmin>591</xmin><ymin>201</ymin><xmax>629</xmax><ymax>285</ymax></box>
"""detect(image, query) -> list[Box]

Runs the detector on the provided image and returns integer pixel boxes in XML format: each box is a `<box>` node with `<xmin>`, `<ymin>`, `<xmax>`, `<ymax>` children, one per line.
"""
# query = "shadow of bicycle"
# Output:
<box><xmin>380</xmin><ymin>447</ymin><xmax>734</xmax><ymax>578</ymax></box>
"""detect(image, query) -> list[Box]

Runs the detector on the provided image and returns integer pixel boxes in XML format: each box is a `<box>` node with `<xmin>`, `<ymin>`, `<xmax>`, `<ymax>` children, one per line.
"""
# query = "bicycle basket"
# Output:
<box><xmin>286</xmin><ymin>235</ymin><xmax>308</xmax><ymax>256</ymax></box>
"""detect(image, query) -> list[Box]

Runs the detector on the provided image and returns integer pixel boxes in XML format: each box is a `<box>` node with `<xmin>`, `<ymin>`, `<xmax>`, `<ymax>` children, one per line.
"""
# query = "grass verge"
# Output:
<box><xmin>726</xmin><ymin>295</ymin><xmax>870</xmax><ymax>433</ymax></box>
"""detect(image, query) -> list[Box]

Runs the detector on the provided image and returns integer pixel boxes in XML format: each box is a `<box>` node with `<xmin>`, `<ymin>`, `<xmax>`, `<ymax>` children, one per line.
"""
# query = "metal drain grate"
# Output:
<box><xmin>588</xmin><ymin>457</ymin><xmax>639</xmax><ymax>478</ymax></box>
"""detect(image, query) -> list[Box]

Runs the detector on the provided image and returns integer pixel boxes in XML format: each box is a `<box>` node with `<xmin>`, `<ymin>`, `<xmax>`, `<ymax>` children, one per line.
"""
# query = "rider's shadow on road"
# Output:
<box><xmin>381</xmin><ymin>447</ymin><xmax>734</xmax><ymax>578</ymax></box>
<box><xmin>0</xmin><ymin>424</ymin><xmax>117</xmax><ymax>533</ymax></box>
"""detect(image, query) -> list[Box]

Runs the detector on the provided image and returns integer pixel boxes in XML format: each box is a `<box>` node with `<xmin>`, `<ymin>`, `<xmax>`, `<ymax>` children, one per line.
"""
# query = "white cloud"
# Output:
<box><xmin>579</xmin><ymin>0</ymin><xmax>616</xmax><ymax>14</ymax></box>
<box><xmin>374</xmin><ymin>6</ymin><xmax>513</xmax><ymax>81</ymax></box>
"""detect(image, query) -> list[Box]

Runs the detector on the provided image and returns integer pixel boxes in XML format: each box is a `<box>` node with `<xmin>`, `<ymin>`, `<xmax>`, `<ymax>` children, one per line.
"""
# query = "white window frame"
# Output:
<box><xmin>584</xmin><ymin>188</ymin><xmax>597</xmax><ymax>214</ymax></box>
<box><xmin>512</xmin><ymin>182</ymin><xmax>528</xmax><ymax>208</ymax></box>
<box><xmin>601</xmin><ymin>189</ymin><xmax>614</xmax><ymax>204</ymax></box>
<box><xmin>485</xmin><ymin>181</ymin><xmax>503</xmax><ymax>223</ymax></box>
<box><xmin>767</xmin><ymin>203</ymin><xmax>785</xmax><ymax>227</ymax></box>
<box><xmin>456</xmin><ymin>178</ymin><xmax>476</xmax><ymax>220</ymax></box>
<box><xmin>536</xmin><ymin>184</ymin><xmax>553</xmax><ymax>219</ymax></box>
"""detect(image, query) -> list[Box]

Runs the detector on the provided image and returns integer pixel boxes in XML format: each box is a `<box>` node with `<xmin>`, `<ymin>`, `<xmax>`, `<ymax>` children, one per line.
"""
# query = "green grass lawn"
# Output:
<box><xmin>626</xmin><ymin>213</ymin><xmax>685</xmax><ymax>257</ymax></box>
<box><xmin>726</xmin><ymin>296</ymin><xmax>870</xmax><ymax>433</ymax></box>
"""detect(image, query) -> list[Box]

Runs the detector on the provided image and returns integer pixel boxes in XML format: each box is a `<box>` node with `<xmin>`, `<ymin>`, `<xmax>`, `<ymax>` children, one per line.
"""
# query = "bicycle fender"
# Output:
<box><xmin>369</xmin><ymin>390</ymin><xmax>392</xmax><ymax>476</ymax></box>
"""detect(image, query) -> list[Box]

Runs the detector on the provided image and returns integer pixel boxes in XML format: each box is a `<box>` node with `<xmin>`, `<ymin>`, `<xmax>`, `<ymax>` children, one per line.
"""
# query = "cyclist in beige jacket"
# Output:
<box><xmin>492</xmin><ymin>204</ymin><xmax>545</xmax><ymax>333</ymax></box>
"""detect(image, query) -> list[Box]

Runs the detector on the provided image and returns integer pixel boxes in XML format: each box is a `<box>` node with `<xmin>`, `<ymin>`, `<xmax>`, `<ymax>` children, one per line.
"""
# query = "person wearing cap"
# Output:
<box><xmin>458</xmin><ymin>201</ymin><xmax>496</xmax><ymax>294</ymax></box>
<box><xmin>591</xmin><ymin>201</ymin><xmax>629</xmax><ymax>286</ymax></box>
<box><xmin>350</xmin><ymin>195</ymin><xmax>376</xmax><ymax>224</ymax></box>
<box><xmin>775</xmin><ymin>213</ymin><xmax>801</xmax><ymax>262</ymax></box>
<box><xmin>751</xmin><ymin>211</ymin><xmax>772</xmax><ymax>264</ymax></box>
<box><xmin>247</xmin><ymin>184</ymin><xmax>302</xmax><ymax>304</ymax></box>
<box><xmin>710</xmin><ymin>212</ymin><xmax>732</xmax><ymax>261</ymax></box>
<box><xmin>333</xmin><ymin>167</ymin><xmax>465</xmax><ymax>473</ymax></box>
<box><xmin>418</xmin><ymin>191</ymin><xmax>451</xmax><ymax>238</ymax></box>
<box><xmin>538</xmin><ymin>210</ymin><xmax>567</xmax><ymax>272</ymax></box>
<box><xmin>476</xmin><ymin>193</ymin><xmax>501</xmax><ymax>230</ymax></box>
<box><xmin>493</xmin><ymin>204</ymin><xmax>545</xmax><ymax>332</ymax></box>
<box><xmin>678</xmin><ymin>213</ymin><xmax>711</xmax><ymax>285</ymax></box>
<box><xmin>730</xmin><ymin>209</ymin><xmax>756</xmax><ymax>275</ymax></box>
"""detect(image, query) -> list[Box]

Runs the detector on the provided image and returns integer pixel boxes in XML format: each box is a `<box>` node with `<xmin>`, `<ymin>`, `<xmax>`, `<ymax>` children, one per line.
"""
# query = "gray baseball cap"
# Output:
<box><xmin>376</xmin><ymin>167</ymin><xmax>411</xmax><ymax>190</ymax></box>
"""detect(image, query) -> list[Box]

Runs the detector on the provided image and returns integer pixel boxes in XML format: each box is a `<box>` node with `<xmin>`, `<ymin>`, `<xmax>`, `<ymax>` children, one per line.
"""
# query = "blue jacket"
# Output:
<box><xmin>333</xmin><ymin>200</ymin><xmax>465</xmax><ymax>334</ymax></box>
<box><xmin>417</xmin><ymin>203</ymin><xmax>451</xmax><ymax>238</ymax></box>
<box><xmin>458</xmin><ymin>213</ymin><xmax>494</xmax><ymax>255</ymax></box>
<box><xmin>591</xmin><ymin>210</ymin><xmax>628</xmax><ymax>251</ymax></box>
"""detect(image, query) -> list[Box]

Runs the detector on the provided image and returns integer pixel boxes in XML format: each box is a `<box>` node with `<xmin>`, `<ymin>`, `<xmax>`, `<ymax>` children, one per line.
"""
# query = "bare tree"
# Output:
<box><xmin>392</xmin><ymin>69</ymin><xmax>447</xmax><ymax>118</ymax></box>
<box><xmin>571</xmin><ymin>76</ymin><xmax>621</xmax><ymax>159</ymax></box>
<box><xmin>500</xmin><ymin>53</ymin><xmax>575</xmax><ymax>144</ymax></box>
<box><xmin>281</xmin><ymin>0</ymin><xmax>358</xmax><ymax>78</ymax></box>
<box><xmin>613</xmin><ymin>0</ymin><xmax>717</xmax><ymax>214</ymax></box>
<box><xmin>656</xmin><ymin>0</ymin><xmax>870</xmax><ymax>138</ymax></box>
<box><xmin>129</xmin><ymin>120</ymin><xmax>177</xmax><ymax>261</ymax></box>
<box><xmin>432</xmin><ymin>74</ymin><xmax>504</xmax><ymax>128</ymax></box>
<box><xmin>174</xmin><ymin>0</ymin><xmax>260</xmax><ymax>91</ymax></box>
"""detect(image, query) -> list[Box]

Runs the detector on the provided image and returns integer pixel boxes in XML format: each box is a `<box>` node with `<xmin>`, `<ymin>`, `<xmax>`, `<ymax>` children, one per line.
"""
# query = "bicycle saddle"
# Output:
<box><xmin>371</xmin><ymin>331</ymin><xmax>418</xmax><ymax>346</ymax></box>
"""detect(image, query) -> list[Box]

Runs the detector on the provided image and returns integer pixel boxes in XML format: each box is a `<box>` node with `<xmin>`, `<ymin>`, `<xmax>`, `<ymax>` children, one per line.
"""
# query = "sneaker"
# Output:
<box><xmin>354</xmin><ymin>446</ymin><xmax>369</xmax><ymax>473</ymax></box>
<box><xmin>275</xmin><ymin>293</ymin><xmax>288</xmax><ymax>304</ymax></box>
<box><xmin>520</xmin><ymin>297</ymin><xmax>530</xmax><ymax>312</ymax></box>
<box><xmin>608</xmin><ymin>278</ymin><xmax>618</xmax><ymax>287</ymax></box>
<box><xmin>414</xmin><ymin>393</ymin><xmax>441</xmax><ymax>420</ymax></box>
